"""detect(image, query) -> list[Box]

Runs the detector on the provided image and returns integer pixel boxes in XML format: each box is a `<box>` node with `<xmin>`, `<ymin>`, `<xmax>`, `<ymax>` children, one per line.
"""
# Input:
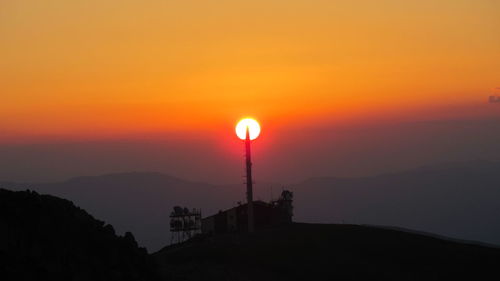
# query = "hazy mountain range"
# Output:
<box><xmin>2</xmin><ymin>160</ymin><xmax>500</xmax><ymax>252</ymax></box>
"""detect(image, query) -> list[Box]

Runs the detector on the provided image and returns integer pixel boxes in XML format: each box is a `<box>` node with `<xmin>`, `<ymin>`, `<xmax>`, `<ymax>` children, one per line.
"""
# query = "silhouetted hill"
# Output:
<box><xmin>154</xmin><ymin>223</ymin><xmax>500</xmax><ymax>281</ymax></box>
<box><xmin>0</xmin><ymin>172</ymin><xmax>240</xmax><ymax>251</ymax></box>
<box><xmin>2</xmin><ymin>160</ymin><xmax>500</xmax><ymax>250</ymax></box>
<box><xmin>0</xmin><ymin>188</ymin><xmax>158</xmax><ymax>281</ymax></box>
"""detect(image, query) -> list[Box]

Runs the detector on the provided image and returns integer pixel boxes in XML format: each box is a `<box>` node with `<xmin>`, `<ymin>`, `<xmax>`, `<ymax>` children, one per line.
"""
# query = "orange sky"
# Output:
<box><xmin>1</xmin><ymin>0</ymin><xmax>499</xmax><ymax>141</ymax></box>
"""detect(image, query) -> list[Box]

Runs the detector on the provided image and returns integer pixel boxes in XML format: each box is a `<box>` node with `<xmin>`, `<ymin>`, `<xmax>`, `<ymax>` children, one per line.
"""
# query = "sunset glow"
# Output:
<box><xmin>236</xmin><ymin>118</ymin><xmax>261</xmax><ymax>140</ymax></box>
<box><xmin>1</xmin><ymin>0</ymin><xmax>499</xmax><ymax>142</ymax></box>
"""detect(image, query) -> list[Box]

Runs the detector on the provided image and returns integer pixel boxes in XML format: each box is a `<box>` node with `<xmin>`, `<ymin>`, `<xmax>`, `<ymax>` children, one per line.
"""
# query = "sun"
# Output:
<box><xmin>235</xmin><ymin>118</ymin><xmax>261</xmax><ymax>140</ymax></box>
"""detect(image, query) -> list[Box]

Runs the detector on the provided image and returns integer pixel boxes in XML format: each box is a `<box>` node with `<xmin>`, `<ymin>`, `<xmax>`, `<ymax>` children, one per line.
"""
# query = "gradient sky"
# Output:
<box><xmin>1</xmin><ymin>0</ymin><xmax>499</xmax><ymax>182</ymax></box>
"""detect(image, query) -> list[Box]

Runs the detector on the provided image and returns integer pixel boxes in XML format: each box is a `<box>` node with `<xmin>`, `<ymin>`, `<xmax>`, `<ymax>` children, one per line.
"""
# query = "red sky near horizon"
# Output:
<box><xmin>1</xmin><ymin>0</ymin><xmax>500</xmax><ymax>143</ymax></box>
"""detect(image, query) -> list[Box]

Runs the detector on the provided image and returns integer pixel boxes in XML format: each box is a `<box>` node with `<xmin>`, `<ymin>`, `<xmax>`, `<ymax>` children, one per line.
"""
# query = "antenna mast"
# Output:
<box><xmin>245</xmin><ymin>127</ymin><xmax>255</xmax><ymax>233</ymax></box>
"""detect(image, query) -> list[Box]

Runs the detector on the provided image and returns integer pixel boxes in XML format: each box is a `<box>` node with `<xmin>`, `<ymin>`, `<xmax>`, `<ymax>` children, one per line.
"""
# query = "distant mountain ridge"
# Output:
<box><xmin>2</xmin><ymin>160</ymin><xmax>500</xmax><ymax>251</ymax></box>
<box><xmin>298</xmin><ymin>159</ymin><xmax>500</xmax><ymax>183</ymax></box>
<box><xmin>291</xmin><ymin>160</ymin><xmax>500</xmax><ymax>246</ymax></box>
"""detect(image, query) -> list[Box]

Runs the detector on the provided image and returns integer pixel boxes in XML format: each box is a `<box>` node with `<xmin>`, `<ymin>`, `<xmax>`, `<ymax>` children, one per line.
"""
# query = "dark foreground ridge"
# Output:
<box><xmin>3</xmin><ymin>188</ymin><xmax>500</xmax><ymax>281</ymax></box>
<box><xmin>0</xmin><ymin>189</ymin><xmax>158</xmax><ymax>281</ymax></box>
<box><xmin>154</xmin><ymin>223</ymin><xmax>500</xmax><ymax>281</ymax></box>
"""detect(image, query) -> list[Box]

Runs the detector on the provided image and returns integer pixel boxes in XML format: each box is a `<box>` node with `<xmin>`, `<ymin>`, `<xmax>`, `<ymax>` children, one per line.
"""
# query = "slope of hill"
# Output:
<box><xmin>0</xmin><ymin>189</ymin><xmax>158</xmax><ymax>281</ymax></box>
<box><xmin>153</xmin><ymin>223</ymin><xmax>500</xmax><ymax>281</ymax></box>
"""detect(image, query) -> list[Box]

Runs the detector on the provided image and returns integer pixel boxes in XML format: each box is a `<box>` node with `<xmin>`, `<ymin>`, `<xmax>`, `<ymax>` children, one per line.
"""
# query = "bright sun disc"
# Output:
<box><xmin>236</xmin><ymin>118</ymin><xmax>261</xmax><ymax>140</ymax></box>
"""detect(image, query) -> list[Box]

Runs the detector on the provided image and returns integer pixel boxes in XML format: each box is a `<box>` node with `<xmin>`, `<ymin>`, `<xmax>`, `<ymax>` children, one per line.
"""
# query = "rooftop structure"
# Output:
<box><xmin>202</xmin><ymin>190</ymin><xmax>293</xmax><ymax>235</ymax></box>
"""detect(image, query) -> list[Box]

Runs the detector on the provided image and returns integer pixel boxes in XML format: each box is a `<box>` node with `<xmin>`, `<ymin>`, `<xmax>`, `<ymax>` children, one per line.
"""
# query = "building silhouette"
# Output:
<box><xmin>202</xmin><ymin>190</ymin><xmax>293</xmax><ymax>235</ymax></box>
